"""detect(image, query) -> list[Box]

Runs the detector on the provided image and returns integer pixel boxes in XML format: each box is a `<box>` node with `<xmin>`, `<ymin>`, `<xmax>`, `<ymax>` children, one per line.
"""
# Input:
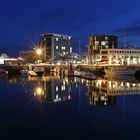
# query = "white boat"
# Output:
<box><xmin>74</xmin><ymin>71</ymin><xmax>82</xmax><ymax>76</ymax></box>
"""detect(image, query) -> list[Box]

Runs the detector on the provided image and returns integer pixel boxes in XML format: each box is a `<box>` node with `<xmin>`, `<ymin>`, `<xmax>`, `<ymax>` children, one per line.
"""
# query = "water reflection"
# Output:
<box><xmin>4</xmin><ymin>75</ymin><xmax>140</xmax><ymax>106</ymax></box>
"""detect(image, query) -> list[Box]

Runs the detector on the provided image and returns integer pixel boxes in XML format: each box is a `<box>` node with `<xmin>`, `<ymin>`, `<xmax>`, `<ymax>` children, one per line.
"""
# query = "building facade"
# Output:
<box><xmin>88</xmin><ymin>35</ymin><xmax>118</xmax><ymax>63</ymax></box>
<box><xmin>40</xmin><ymin>33</ymin><xmax>72</xmax><ymax>62</ymax></box>
<box><xmin>97</xmin><ymin>48</ymin><xmax>140</xmax><ymax>65</ymax></box>
<box><xmin>20</xmin><ymin>51</ymin><xmax>40</xmax><ymax>63</ymax></box>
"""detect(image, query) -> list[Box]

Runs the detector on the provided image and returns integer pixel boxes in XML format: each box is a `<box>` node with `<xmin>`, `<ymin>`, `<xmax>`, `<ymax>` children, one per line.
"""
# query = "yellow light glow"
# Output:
<box><xmin>36</xmin><ymin>48</ymin><xmax>42</xmax><ymax>55</ymax></box>
<box><xmin>36</xmin><ymin>87</ymin><xmax>43</xmax><ymax>96</ymax></box>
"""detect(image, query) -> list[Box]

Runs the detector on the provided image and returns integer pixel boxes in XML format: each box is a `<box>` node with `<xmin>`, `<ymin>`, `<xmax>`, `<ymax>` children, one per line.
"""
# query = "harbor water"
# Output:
<box><xmin>0</xmin><ymin>74</ymin><xmax>140</xmax><ymax>139</ymax></box>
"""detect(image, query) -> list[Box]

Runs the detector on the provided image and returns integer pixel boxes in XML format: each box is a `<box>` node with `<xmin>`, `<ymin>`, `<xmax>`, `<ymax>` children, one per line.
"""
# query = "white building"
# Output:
<box><xmin>96</xmin><ymin>48</ymin><xmax>140</xmax><ymax>65</ymax></box>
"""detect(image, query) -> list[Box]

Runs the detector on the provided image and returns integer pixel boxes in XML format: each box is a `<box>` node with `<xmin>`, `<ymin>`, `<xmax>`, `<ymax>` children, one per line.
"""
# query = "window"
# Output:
<box><xmin>70</xmin><ymin>47</ymin><xmax>72</xmax><ymax>53</ymax></box>
<box><xmin>56</xmin><ymin>86</ymin><xmax>58</xmax><ymax>92</ymax></box>
<box><xmin>105</xmin><ymin>37</ymin><xmax>108</xmax><ymax>40</ymax></box>
<box><xmin>101</xmin><ymin>41</ymin><xmax>105</xmax><ymax>45</ymax></box>
<box><xmin>56</xmin><ymin>46</ymin><xmax>58</xmax><ymax>49</ymax></box>
<box><xmin>56</xmin><ymin>38</ymin><xmax>58</xmax><ymax>41</ymax></box>
<box><xmin>95</xmin><ymin>41</ymin><xmax>99</xmax><ymax>45</ymax></box>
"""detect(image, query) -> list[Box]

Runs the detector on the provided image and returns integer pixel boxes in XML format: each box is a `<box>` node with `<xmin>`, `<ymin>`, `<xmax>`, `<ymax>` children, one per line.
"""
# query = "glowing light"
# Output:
<box><xmin>68</xmin><ymin>95</ymin><xmax>71</xmax><ymax>100</ymax></box>
<box><xmin>36</xmin><ymin>48</ymin><xmax>42</xmax><ymax>55</ymax></box>
<box><xmin>35</xmin><ymin>87</ymin><xmax>43</xmax><ymax>96</ymax></box>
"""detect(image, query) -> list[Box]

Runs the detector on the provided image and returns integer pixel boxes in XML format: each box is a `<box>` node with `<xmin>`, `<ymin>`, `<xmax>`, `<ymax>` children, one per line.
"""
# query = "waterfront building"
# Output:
<box><xmin>20</xmin><ymin>51</ymin><xmax>42</xmax><ymax>63</ymax></box>
<box><xmin>96</xmin><ymin>48</ymin><xmax>140</xmax><ymax>65</ymax></box>
<box><xmin>40</xmin><ymin>33</ymin><xmax>72</xmax><ymax>62</ymax></box>
<box><xmin>88</xmin><ymin>35</ymin><xmax>118</xmax><ymax>63</ymax></box>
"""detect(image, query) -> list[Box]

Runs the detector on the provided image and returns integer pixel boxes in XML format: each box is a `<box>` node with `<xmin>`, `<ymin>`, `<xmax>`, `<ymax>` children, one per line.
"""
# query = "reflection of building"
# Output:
<box><xmin>88</xmin><ymin>83</ymin><xmax>116</xmax><ymax>106</ymax></box>
<box><xmin>34</xmin><ymin>79</ymin><xmax>72</xmax><ymax>103</ymax></box>
<box><xmin>40</xmin><ymin>33</ymin><xmax>72</xmax><ymax>62</ymax></box>
<box><xmin>87</xmin><ymin>79</ymin><xmax>140</xmax><ymax>106</ymax></box>
<box><xmin>88</xmin><ymin>35</ymin><xmax>118</xmax><ymax>63</ymax></box>
<box><xmin>91</xmin><ymin>80</ymin><xmax>140</xmax><ymax>96</ymax></box>
<box><xmin>97</xmin><ymin>48</ymin><xmax>140</xmax><ymax>65</ymax></box>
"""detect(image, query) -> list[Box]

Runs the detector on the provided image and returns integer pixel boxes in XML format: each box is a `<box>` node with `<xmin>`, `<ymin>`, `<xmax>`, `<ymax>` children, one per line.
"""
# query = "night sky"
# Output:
<box><xmin>1</xmin><ymin>0</ymin><xmax>140</xmax><ymax>56</ymax></box>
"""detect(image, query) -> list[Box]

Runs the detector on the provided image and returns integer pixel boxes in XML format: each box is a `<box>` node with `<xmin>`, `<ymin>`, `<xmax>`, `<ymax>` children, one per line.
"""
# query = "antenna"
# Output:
<box><xmin>79</xmin><ymin>39</ymin><xmax>81</xmax><ymax>54</ymax></box>
<box><xmin>124</xmin><ymin>28</ymin><xmax>126</xmax><ymax>49</ymax></box>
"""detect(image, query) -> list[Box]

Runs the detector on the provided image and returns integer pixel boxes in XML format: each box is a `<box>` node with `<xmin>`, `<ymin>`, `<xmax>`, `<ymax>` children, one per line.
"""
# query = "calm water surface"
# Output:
<box><xmin>0</xmin><ymin>75</ymin><xmax>140</xmax><ymax>139</ymax></box>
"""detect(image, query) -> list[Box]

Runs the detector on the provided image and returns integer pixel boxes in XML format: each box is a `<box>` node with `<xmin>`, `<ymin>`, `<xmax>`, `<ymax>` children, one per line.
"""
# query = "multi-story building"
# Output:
<box><xmin>88</xmin><ymin>35</ymin><xmax>118</xmax><ymax>63</ymax></box>
<box><xmin>97</xmin><ymin>48</ymin><xmax>140</xmax><ymax>65</ymax></box>
<box><xmin>40</xmin><ymin>33</ymin><xmax>72</xmax><ymax>62</ymax></box>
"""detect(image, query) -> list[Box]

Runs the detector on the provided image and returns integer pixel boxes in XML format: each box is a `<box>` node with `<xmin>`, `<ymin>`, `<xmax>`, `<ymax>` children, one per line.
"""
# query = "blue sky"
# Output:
<box><xmin>0</xmin><ymin>0</ymin><xmax>140</xmax><ymax>56</ymax></box>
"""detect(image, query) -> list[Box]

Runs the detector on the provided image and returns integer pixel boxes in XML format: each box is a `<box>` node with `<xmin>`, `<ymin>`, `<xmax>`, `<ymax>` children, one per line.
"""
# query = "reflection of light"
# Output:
<box><xmin>96</xmin><ymin>80</ymin><xmax>102</xmax><ymax>87</ymax></box>
<box><xmin>126</xmin><ymin>82</ymin><xmax>130</xmax><ymax>87</ymax></box>
<box><xmin>74</xmin><ymin>78</ymin><xmax>77</xmax><ymax>83</ymax></box>
<box><xmin>56</xmin><ymin>86</ymin><xmax>58</xmax><ymax>92</ymax></box>
<box><xmin>81</xmin><ymin>79</ymin><xmax>84</xmax><ymax>84</ymax></box>
<box><xmin>35</xmin><ymin>87</ymin><xmax>44</xmax><ymax>96</ymax></box>
<box><xmin>68</xmin><ymin>95</ymin><xmax>71</xmax><ymax>100</ymax></box>
<box><xmin>121</xmin><ymin>82</ymin><xmax>124</xmax><ymax>87</ymax></box>
<box><xmin>56</xmin><ymin>94</ymin><xmax>58</xmax><ymax>99</ymax></box>
<box><xmin>133</xmin><ymin>83</ymin><xmax>136</xmax><ymax>87</ymax></box>
<box><xmin>61</xmin><ymin>85</ymin><xmax>65</xmax><ymax>91</ymax></box>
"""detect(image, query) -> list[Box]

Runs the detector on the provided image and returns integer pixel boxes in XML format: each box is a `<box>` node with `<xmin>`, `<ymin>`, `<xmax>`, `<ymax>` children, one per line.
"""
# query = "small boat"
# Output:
<box><xmin>20</xmin><ymin>66</ymin><xmax>29</xmax><ymax>76</ymax></box>
<box><xmin>81</xmin><ymin>71</ymin><xmax>96</xmax><ymax>80</ymax></box>
<box><xmin>20</xmin><ymin>69</ymin><xmax>29</xmax><ymax>76</ymax></box>
<box><xmin>67</xmin><ymin>70</ymin><xmax>82</xmax><ymax>77</ymax></box>
<box><xmin>34</xmin><ymin>66</ymin><xmax>45</xmax><ymax>77</ymax></box>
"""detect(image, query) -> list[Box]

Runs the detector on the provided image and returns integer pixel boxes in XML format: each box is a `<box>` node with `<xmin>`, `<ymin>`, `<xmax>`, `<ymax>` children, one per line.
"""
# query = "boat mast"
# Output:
<box><xmin>124</xmin><ymin>29</ymin><xmax>127</xmax><ymax>66</ymax></box>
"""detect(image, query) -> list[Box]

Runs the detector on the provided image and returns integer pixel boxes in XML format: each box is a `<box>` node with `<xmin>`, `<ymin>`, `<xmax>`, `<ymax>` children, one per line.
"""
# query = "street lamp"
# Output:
<box><xmin>34</xmin><ymin>47</ymin><xmax>43</xmax><ymax>63</ymax></box>
<box><xmin>36</xmin><ymin>48</ymin><xmax>42</xmax><ymax>55</ymax></box>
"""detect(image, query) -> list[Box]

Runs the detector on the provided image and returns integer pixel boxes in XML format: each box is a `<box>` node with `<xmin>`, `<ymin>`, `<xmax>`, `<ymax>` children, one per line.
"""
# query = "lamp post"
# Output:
<box><xmin>34</xmin><ymin>48</ymin><xmax>43</xmax><ymax>63</ymax></box>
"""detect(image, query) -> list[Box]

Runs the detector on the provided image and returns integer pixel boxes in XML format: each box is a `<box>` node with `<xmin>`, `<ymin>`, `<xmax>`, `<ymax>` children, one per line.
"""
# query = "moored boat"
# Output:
<box><xmin>34</xmin><ymin>66</ymin><xmax>45</xmax><ymax>77</ymax></box>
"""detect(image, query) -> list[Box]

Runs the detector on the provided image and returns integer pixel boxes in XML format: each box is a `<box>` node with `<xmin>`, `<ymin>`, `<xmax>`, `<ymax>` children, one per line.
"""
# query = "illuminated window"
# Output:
<box><xmin>101</xmin><ymin>41</ymin><xmax>105</xmax><ymax>45</ymax></box>
<box><xmin>56</xmin><ymin>46</ymin><xmax>58</xmax><ymax>49</ymax></box>
<box><xmin>68</xmin><ymin>36</ymin><xmax>71</xmax><ymax>40</ymax></box>
<box><xmin>56</xmin><ymin>38</ymin><xmax>58</xmax><ymax>41</ymax></box>
<box><xmin>95</xmin><ymin>41</ymin><xmax>99</xmax><ymax>45</ymax></box>
<box><xmin>70</xmin><ymin>47</ymin><xmax>72</xmax><ymax>53</ymax></box>
<box><xmin>105</xmin><ymin>37</ymin><xmax>108</xmax><ymax>40</ymax></box>
<box><xmin>62</xmin><ymin>46</ymin><xmax>65</xmax><ymax>50</ymax></box>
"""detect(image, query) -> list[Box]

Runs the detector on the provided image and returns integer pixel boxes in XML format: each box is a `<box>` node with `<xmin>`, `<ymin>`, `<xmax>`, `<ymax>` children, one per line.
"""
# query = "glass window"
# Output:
<box><xmin>101</xmin><ymin>41</ymin><xmax>105</xmax><ymax>45</ymax></box>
